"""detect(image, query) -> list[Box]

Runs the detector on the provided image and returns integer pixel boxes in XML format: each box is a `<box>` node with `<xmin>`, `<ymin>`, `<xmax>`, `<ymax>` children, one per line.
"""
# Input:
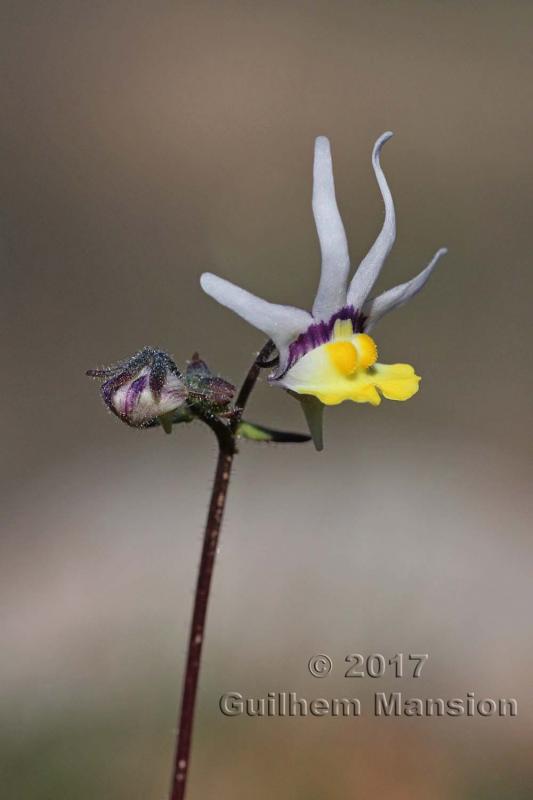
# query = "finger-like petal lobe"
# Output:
<box><xmin>311</xmin><ymin>136</ymin><xmax>351</xmax><ymax>321</ymax></box>
<box><xmin>347</xmin><ymin>132</ymin><xmax>395</xmax><ymax>310</ymax></box>
<box><xmin>363</xmin><ymin>247</ymin><xmax>447</xmax><ymax>331</ymax></box>
<box><xmin>200</xmin><ymin>273</ymin><xmax>312</xmax><ymax>364</ymax></box>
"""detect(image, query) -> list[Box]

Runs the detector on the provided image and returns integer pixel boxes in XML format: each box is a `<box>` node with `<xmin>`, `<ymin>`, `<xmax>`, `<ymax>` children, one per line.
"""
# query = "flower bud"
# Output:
<box><xmin>185</xmin><ymin>353</ymin><xmax>235</xmax><ymax>411</ymax></box>
<box><xmin>87</xmin><ymin>348</ymin><xmax>188</xmax><ymax>427</ymax></box>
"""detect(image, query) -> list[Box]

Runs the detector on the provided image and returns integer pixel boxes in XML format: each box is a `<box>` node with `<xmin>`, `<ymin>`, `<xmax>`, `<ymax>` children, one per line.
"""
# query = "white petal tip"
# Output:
<box><xmin>373</xmin><ymin>131</ymin><xmax>394</xmax><ymax>159</ymax></box>
<box><xmin>200</xmin><ymin>272</ymin><xmax>230</xmax><ymax>302</ymax></box>
<box><xmin>314</xmin><ymin>136</ymin><xmax>332</xmax><ymax>160</ymax></box>
<box><xmin>200</xmin><ymin>272</ymin><xmax>217</xmax><ymax>292</ymax></box>
<box><xmin>427</xmin><ymin>248</ymin><xmax>448</xmax><ymax>269</ymax></box>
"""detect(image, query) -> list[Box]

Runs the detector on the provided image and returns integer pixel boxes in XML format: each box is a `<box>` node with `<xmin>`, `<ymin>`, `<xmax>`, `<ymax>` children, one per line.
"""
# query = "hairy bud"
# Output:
<box><xmin>87</xmin><ymin>347</ymin><xmax>188</xmax><ymax>427</ymax></box>
<box><xmin>184</xmin><ymin>353</ymin><xmax>235</xmax><ymax>411</ymax></box>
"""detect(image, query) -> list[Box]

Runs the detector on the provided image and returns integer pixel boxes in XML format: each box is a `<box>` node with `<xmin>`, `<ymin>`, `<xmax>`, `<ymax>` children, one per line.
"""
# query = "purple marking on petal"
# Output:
<box><xmin>161</xmin><ymin>387</ymin><xmax>188</xmax><ymax>407</ymax></box>
<box><xmin>281</xmin><ymin>305</ymin><xmax>367</xmax><ymax>377</ymax></box>
<box><xmin>125</xmin><ymin>374</ymin><xmax>148</xmax><ymax>417</ymax></box>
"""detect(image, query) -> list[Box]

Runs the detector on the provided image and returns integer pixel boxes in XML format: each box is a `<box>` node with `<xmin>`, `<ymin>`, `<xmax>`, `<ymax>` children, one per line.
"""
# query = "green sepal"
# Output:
<box><xmin>287</xmin><ymin>391</ymin><xmax>325</xmax><ymax>451</ymax></box>
<box><xmin>237</xmin><ymin>420</ymin><xmax>311</xmax><ymax>444</ymax></box>
<box><xmin>147</xmin><ymin>406</ymin><xmax>194</xmax><ymax>432</ymax></box>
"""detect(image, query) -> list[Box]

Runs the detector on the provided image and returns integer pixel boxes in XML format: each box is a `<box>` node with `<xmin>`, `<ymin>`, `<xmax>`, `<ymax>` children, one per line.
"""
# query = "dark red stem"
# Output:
<box><xmin>168</xmin><ymin>341</ymin><xmax>273</xmax><ymax>800</ymax></box>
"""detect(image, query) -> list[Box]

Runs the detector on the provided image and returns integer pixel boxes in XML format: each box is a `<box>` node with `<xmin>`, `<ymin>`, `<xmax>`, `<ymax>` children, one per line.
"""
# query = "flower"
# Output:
<box><xmin>200</xmin><ymin>132</ymin><xmax>447</xmax><ymax>448</ymax></box>
<box><xmin>87</xmin><ymin>347</ymin><xmax>189</xmax><ymax>428</ymax></box>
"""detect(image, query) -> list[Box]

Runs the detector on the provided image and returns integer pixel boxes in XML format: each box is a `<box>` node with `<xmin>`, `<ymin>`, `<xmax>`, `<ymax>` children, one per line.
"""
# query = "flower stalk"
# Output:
<box><xmin>169</xmin><ymin>340</ymin><xmax>274</xmax><ymax>800</ymax></box>
<box><xmin>169</xmin><ymin>443</ymin><xmax>233</xmax><ymax>800</ymax></box>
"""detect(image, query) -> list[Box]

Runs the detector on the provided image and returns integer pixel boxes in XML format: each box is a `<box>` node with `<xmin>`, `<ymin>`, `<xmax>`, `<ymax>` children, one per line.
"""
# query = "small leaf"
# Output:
<box><xmin>238</xmin><ymin>420</ymin><xmax>311</xmax><ymax>444</ymax></box>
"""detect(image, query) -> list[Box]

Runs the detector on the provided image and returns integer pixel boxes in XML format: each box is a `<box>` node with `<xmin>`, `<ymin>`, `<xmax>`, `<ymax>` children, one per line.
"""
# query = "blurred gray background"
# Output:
<box><xmin>1</xmin><ymin>2</ymin><xmax>532</xmax><ymax>798</ymax></box>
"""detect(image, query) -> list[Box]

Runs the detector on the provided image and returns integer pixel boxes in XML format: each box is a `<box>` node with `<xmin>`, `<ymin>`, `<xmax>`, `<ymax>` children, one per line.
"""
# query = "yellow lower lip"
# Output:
<box><xmin>279</xmin><ymin>340</ymin><xmax>420</xmax><ymax>406</ymax></box>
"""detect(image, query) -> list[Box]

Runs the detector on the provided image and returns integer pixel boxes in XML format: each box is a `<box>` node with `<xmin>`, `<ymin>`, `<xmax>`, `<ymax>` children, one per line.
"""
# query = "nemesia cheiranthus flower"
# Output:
<box><xmin>201</xmin><ymin>132</ymin><xmax>447</xmax><ymax>449</ymax></box>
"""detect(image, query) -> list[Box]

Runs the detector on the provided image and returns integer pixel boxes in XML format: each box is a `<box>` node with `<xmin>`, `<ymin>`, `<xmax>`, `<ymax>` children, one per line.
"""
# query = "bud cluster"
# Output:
<box><xmin>87</xmin><ymin>347</ymin><xmax>234</xmax><ymax>430</ymax></box>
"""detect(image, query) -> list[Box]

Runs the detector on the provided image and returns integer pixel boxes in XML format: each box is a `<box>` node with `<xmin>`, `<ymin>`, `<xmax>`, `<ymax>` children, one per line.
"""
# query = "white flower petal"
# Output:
<box><xmin>311</xmin><ymin>136</ymin><xmax>351</xmax><ymax>321</ymax></box>
<box><xmin>347</xmin><ymin>132</ymin><xmax>395</xmax><ymax>310</ymax></box>
<box><xmin>363</xmin><ymin>248</ymin><xmax>447</xmax><ymax>331</ymax></box>
<box><xmin>200</xmin><ymin>272</ymin><xmax>312</xmax><ymax>365</ymax></box>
